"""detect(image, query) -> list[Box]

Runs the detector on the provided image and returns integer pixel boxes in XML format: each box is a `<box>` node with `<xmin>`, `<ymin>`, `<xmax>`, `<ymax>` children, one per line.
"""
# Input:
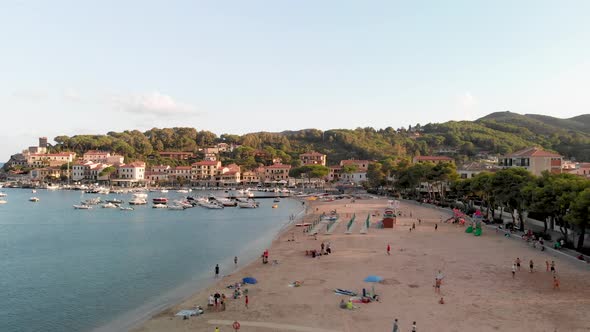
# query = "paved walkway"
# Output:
<box><xmin>207</xmin><ymin>319</ymin><xmax>341</xmax><ymax>332</ymax></box>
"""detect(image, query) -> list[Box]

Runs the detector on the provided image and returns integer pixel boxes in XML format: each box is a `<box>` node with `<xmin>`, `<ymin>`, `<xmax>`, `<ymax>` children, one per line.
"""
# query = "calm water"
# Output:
<box><xmin>0</xmin><ymin>188</ymin><xmax>303</xmax><ymax>332</ymax></box>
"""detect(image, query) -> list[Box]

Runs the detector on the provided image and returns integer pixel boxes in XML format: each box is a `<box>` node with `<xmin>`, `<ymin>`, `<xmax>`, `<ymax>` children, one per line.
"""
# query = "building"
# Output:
<box><xmin>263</xmin><ymin>163</ymin><xmax>291</xmax><ymax>182</ymax></box>
<box><xmin>27</xmin><ymin>152</ymin><xmax>76</xmax><ymax>168</ymax></box>
<box><xmin>72</xmin><ymin>161</ymin><xmax>92</xmax><ymax>181</ymax></box>
<box><xmin>340</xmin><ymin>159</ymin><xmax>371</xmax><ymax>171</ymax></box>
<box><xmin>30</xmin><ymin>167</ymin><xmax>62</xmax><ymax>181</ymax></box>
<box><xmin>499</xmin><ymin>147</ymin><xmax>562</xmax><ymax>176</ymax></box>
<box><xmin>327</xmin><ymin>166</ymin><xmax>342</xmax><ymax>182</ymax></box>
<box><xmin>241</xmin><ymin>170</ymin><xmax>260</xmax><ymax>184</ymax></box>
<box><xmin>457</xmin><ymin>162</ymin><xmax>499</xmax><ymax>179</ymax></box>
<box><xmin>300</xmin><ymin>151</ymin><xmax>326</xmax><ymax>166</ymax></box>
<box><xmin>563</xmin><ymin>162</ymin><xmax>590</xmax><ymax>179</ymax></box>
<box><xmin>413</xmin><ymin>156</ymin><xmax>454</xmax><ymax>164</ymax></box>
<box><xmin>159</xmin><ymin>151</ymin><xmax>194</xmax><ymax>160</ymax></box>
<box><xmin>339</xmin><ymin>171</ymin><xmax>367</xmax><ymax>184</ymax></box>
<box><xmin>169</xmin><ymin>166</ymin><xmax>192</xmax><ymax>181</ymax></box>
<box><xmin>191</xmin><ymin>160</ymin><xmax>222</xmax><ymax>180</ymax></box>
<box><xmin>82</xmin><ymin>151</ymin><xmax>124</xmax><ymax>164</ymax></box>
<box><xmin>203</xmin><ymin>153</ymin><xmax>217</xmax><ymax>161</ymax></box>
<box><xmin>113</xmin><ymin>162</ymin><xmax>145</xmax><ymax>186</ymax></box>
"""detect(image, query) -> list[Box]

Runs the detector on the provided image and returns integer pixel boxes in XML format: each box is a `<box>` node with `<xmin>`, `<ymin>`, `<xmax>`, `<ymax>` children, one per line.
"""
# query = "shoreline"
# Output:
<box><xmin>94</xmin><ymin>202</ymin><xmax>307</xmax><ymax>332</ymax></box>
<box><xmin>133</xmin><ymin>197</ymin><xmax>590</xmax><ymax>331</ymax></box>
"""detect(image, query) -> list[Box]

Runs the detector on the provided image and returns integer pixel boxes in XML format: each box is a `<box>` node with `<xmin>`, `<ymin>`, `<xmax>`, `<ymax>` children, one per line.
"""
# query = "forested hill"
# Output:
<box><xmin>43</xmin><ymin>112</ymin><xmax>589</xmax><ymax>168</ymax></box>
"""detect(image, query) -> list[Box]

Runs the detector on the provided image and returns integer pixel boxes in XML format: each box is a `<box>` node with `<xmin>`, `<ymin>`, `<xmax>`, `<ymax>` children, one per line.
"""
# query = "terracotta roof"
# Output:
<box><xmin>414</xmin><ymin>156</ymin><xmax>454</xmax><ymax>161</ymax></box>
<box><xmin>506</xmin><ymin>147</ymin><xmax>562</xmax><ymax>158</ymax></box>
<box><xmin>174</xmin><ymin>166</ymin><xmax>192</xmax><ymax>170</ymax></box>
<box><xmin>266</xmin><ymin>163</ymin><xmax>292</xmax><ymax>169</ymax></box>
<box><xmin>192</xmin><ymin>161</ymin><xmax>220</xmax><ymax>166</ymax></box>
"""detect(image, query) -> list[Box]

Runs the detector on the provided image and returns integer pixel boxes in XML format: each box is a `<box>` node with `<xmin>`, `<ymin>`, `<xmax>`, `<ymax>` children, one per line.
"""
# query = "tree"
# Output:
<box><xmin>491</xmin><ymin>168</ymin><xmax>535</xmax><ymax>231</ymax></box>
<box><xmin>566</xmin><ymin>188</ymin><xmax>590</xmax><ymax>250</ymax></box>
<box><xmin>367</xmin><ymin>162</ymin><xmax>385</xmax><ymax>188</ymax></box>
<box><xmin>290</xmin><ymin>165</ymin><xmax>329</xmax><ymax>180</ymax></box>
<box><xmin>342</xmin><ymin>164</ymin><xmax>358</xmax><ymax>174</ymax></box>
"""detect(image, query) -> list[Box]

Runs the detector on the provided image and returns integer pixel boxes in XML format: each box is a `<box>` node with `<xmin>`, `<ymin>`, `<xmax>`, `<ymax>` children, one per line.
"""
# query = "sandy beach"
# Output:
<box><xmin>133</xmin><ymin>198</ymin><xmax>590</xmax><ymax>332</ymax></box>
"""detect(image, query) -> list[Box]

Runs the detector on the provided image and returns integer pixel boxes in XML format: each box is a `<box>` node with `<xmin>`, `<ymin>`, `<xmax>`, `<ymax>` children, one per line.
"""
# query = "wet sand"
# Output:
<box><xmin>133</xmin><ymin>198</ymin><xmax>590</xmax><ymax>332</ymax></box>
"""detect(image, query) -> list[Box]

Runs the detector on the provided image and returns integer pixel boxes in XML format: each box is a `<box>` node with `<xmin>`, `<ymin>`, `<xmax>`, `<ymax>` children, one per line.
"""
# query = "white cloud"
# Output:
<box><xmin>458</xmin><ymin>92</ymin><xmax>478</xmax><ymax>109</ymax></box>
<box><xmin>111</xmin><ymin>92</ymin><xmax>196</xmax><ymax>116</ymax></box>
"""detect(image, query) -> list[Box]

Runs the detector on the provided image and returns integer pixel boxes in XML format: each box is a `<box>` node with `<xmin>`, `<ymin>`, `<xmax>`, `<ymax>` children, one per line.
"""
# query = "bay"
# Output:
<box><xmin>0</xmin><ymin>188</ymin><xmax>302</xmax><ymax>332</ymax></box>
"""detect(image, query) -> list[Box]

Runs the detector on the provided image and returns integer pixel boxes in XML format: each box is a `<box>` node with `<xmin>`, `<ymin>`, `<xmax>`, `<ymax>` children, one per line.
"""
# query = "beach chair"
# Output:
<box><xmin>345</xmin><ymin>215</ymin><xmax>356</xmax><ymax>234</ymax></box>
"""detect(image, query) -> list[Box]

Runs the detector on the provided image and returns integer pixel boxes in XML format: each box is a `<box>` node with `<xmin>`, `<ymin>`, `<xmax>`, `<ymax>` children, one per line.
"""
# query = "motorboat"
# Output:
<box><xmin>0</xmin><ymin>192</ymin><xmax>7</xmax><ymax>197</ymax></box>
<box><xmin>73</xmin><ymin>204</ymin><xmax>92</xmax><ymax>209</ymax></box>
<box><xmin>132</xmin><ymin>193</ymin><xmax>148</xmax><ymax>199</ymax></box>
<box><xmin>273</xmin><ymin>198</ymin><xmax>281</xmax><ymax>203</ymax></box>
<box><xmin>120</xmin><ymin>207</ymin><xmax>134</xmax><ymax>211</ymax></box>
<box><xmin>106</xmin><ymin>199</ymin><xmax>123</xmax><ymax>204</ymax></box>
<box><xmin>200</xmin><ymin>202</ymin><xmax>223</xmax><ymax>209</ymax></box>
<box><xmin>0</xmin><ymin>200</ymin><xmax>7</xmax><ymax>204</ymax></box>
<box><xmin>82</xmin><ymin>197</ymin><xmax>102</xmax><ymax>205</ymax></box>
<box><xmin>272</xmin><ymin>204</ymin><xmax>278</xmax><ymax>208</ymax></box>
<box><xmin>215</xmin><ymin>197</ymin><xmax>237</xmax><ymax>207</ymax></box>
<box><xmin>153</xmin><ymin>197</ymin><xmax>168</xmax><ymax>204</ymax></box>
<box><xmin>32</xmin><ymin>189</ymin><xmax>36</xmax><ymax>193</ymax></box>
<box><xmin>238</xmin><ymin>201</ymin><xmax>258</xmax><ymax>209</ymax></box>
<box><xmin>102</xmin><ymin>202</ymin><xmax>118</xmax><ymax>208</ymax></box>
<box><xmin>128</xmin><ymin>198</ymin><xmax>147</xmax><ymax>205</ymax></box>
<box><xmin>152</xmin><ymin>203</ymin><xmax>168</xmax><ymax>209</ymax></box>
<box><xmin>176</xmin><ymin>189</ymin><xmax>189</xmax><ymax>193</ymax></box>
<box><xmin>161</xmin><ymin>189</ymin><xmax>169</xmax><ymax>193</ymax></box>
<box><xmin>47</xmin><ymin>184</ymin><xmax>60</xmax><ymax>191</ymax></box>
<box><xmin>173</xmin><ymin>200</ymin><xmax>193</xmax><ymax>208</ymax></box>
<box><xmin>29</xmin><ymin>197</ymin><xmax>40</xmax><ymax>202</ymax></box>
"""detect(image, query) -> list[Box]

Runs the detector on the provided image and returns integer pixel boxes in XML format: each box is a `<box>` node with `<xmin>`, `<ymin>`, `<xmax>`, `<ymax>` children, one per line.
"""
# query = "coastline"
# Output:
<box><xmin>95</xmin><ymin>202</ymin><xmax>307</xmax><ymax>332</ymax></box>
<box><xmin>134</xmin><ymin>197</ymin><xmax>590</xmax><ymax>332</ymax></box>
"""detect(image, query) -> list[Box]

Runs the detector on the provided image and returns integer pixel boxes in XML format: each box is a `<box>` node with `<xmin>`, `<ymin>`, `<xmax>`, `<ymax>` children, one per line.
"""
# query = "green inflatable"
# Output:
<box><xmin>474</xmin><ymin>227</ymin><xmax>482</xmax><ymax>236</ymax></box>
<box><xmin>465</xmin><ymin>225</ymin><xmax>473</xmax><ymax>233</ymax></box>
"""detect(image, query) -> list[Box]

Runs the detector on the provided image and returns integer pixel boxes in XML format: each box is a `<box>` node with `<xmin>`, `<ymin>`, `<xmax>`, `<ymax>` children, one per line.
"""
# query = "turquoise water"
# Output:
<box><xmin>0</xmin><ymin>188</ymin><xmax>302</xmax><ymax>332</ymax></box>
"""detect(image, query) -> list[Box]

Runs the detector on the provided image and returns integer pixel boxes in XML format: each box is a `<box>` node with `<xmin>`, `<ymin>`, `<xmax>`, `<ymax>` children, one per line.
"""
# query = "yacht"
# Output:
<box><xmin>200</xmin><ymin>202</ymin><xmax>224</xmax><ymax>209</ymax></box>
<box><xmin>153</xmin><ymin>197</ymin><xmax>168</xmax><ymax>204</ymax></box>
<box><xmin>0</xmin><ymin>200</ymin><xmax>7</xmax><ymax>204</ymax></box>
<box><xmin>215</xmin><ymin>197</ymin><xmax>237</xmax><ymax>207</ymax></box>
<box><xmin>73</xmin><ymin>204</ymin><xmax>92</xmax><ymax>209</ymax></box>
<box><xmin>102</xmin><ymin>202</ymin><xmax>118</xmax><ymax>208</ymax></box>
<box><xmin>129</xmin><ymin>198</ymin><xmax>147</xmax><ymax>205</ymax></box>
<box><xmin>106</xmin><ymin>198</ymin><xmax>123</xmax><ymax>204</ymax></box>
<box><xmin>47</xmin><ymin>184</ymin><xmax>60</xmax><ymax>191</ymax></box>
<box><xmin>133</xmin><ymin>193</ymin><xmax>148</xmax><ymax>199</ymax></box>
<box><xmin>152</xmin><ymin>203</ymin><xmax>168</xmax><ymax>209</ymax></box>
<box><xmin>161</xmin><ymin>189</ymin><xmax>169</xmax><ymax>193</ymax></box>
<box><xmin>238</xmin><ymin>200</ymin><xmax>259</xmax><ymax>208</ymax></box>
<box><xmin>0</xmin><ymin>192</ymin><xmax>7</xmax><ymax>197</ymax></box>
<box><xmin>29</xmin><ymin>197</ymin><xmax>40</xmax><ymax>202</ymax></box>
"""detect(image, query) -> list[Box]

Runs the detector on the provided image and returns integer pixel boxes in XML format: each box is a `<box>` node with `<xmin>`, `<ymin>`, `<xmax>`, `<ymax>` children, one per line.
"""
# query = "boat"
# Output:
<box><xmin>214</xmin><ymin>197</ymin><xmax>237</xmax><ymax>207</ymax></box>
<box><xmin>106</xmin><ymin>199</ymin><xmax>123</xmax><ymax>204</ymax></box>
<box><xmin>176</xmin><ymin>189</ymin><xmax>189</xmax><ymax>193</ymax></box>
<box><xmin>73</xmin><ymin>204</ymin><xmax>92</xmax><ymax>209</ymax></box>
<box><xmin>238</xmin><ymin>201</ymin><xmax>258</xmax><ymax>209</ymax></box>
<box><xmin>246</xmin><ymin>191</ymin><xmax>255</xmax><ymax>198</ymax></box>
<box><xmin>133</xmin><ymin>193</ymin><xmax>148</xmax><ymax>199</ymax></box>
<box><xmin>47</xmin><ymin>184</ymin><xmax>60</xmax><ymax>191</ymax></box>
<box><xmin>161</xmin><ymin>189</ymin><xmax>169</xmax><ymax>193</ymax></box>
<box><xmin>128</xmin><ymin>198</ymin><xmax>147</xmax><ymax>205</ymax></box>
<box><xmin>82</xmin><ymin>197</ymin><xmax>102</xmax><ymax>205</ymax></box>
<box><xmin>0</xmin><ymin>200</ymin><xmax>7</xmax><ymax>204</ymax></box>
<box><xmin>273</xmin><ymin>198</ymin><xmax>281</xmax><ymax>203</ymax></box>
<box><xmin>173</xmin><ymin>200</ymin><xmax>193</xmax><ymax>208</ymax></box>
<box><xmin>0</xmin><ymin>192</ymin><xmax>7</xmax><ymax>197</ymax></box>
<box><xmin>102</xmin><ymin>202</ymin><xmax>118</xmax><ymax>208</ymax></box>
<box><xmin>200</xmin><ymin>202</ymin><xmax>224</xmax><ymax>209</ymax></box>
<box><xmin>29</xmin><ymin>197</ymin><xmax>40</xmax><ymax>202</ymax></box>
<box><xmin>272</xmin><ymin>204</ymin><xmax>278</xmax><ymax>208</ymax></box>
<box><xmin>32</xmin><ymin>189</ymin><xmax>36</xmax><ymax>193</ymax></box>
<box><xmin>167</xmin><ymin>205</ymin><xmax>185</xmax><ymax>210</ymax></box>
<box><xmin>152</xmin><ymin>203</ymin><xmax>168</xmax><ymax>209</ymax></box>
<box><xmin>153</xmin><ymin>197</ymin><xmax>168</xmax><ymax>204</ymax></box>
<box><xmin>120</xmin><ymin>207</ymin><xmax>134</xmax><ymax>211</ymax></box>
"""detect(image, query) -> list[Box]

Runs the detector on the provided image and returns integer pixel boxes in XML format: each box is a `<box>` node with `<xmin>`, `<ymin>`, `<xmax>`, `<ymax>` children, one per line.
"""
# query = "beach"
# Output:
<box><xmin>133</xmin><ymin>198</ymin><xmax>590</xmax><ymax>332</ymax></box>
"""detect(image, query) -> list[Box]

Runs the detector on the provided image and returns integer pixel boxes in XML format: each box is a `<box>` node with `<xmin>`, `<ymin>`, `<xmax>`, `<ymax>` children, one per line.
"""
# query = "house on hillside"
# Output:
<box><xmin>299</xmin><ymin>151</ymin><xmax>326</xmax><ymax>166</ymax></box>
<box><xmin>499</xmin><ymin>147</ymin><xmax>562</xmax><ymax>176</ymax></box>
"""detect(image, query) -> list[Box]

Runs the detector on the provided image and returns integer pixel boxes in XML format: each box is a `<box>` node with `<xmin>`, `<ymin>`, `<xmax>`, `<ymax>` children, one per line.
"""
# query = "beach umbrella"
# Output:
<box><xmin>242</xmin><ymin>277</ymin><xmax>258</xmax><ymax>284</ymax></box>
<box><xmin>363</xmin><ymin>275</ymin><xmax>383</xmax><ymax>283</ymax></box>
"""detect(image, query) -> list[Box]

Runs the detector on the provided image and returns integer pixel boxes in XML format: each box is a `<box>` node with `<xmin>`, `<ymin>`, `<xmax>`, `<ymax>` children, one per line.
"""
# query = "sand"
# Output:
<box><xmin>132</xmin><ymin>198</ymin><xmax>590</xmax><ymax>332</ymax></box>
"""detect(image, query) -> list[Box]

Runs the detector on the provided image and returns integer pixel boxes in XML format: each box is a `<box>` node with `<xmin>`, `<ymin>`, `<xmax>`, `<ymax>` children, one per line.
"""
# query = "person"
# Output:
<box><xmin>346</xmin><ymin>299</ymin><xmax>353</xmax><ymax>310</ymax></box>
<box><xmin>529</xmin><ymin>259</ymin><xmax>534</xmax><ymax>273</ymax></box>
<box><xmin>516</xmin><ymin>258</ymin><xmax>521</xmax><ymax>271</ymax></box>
<box><xmin>551</xmin><ymin>261</ymin><xmax>556</xmax><ymax>273</ymax></box>
<box><xmin>387</xmin><ymin>244</ymin><xmax>391</xmax><ymax>256</ymax></box>
<box><xmin>215</xmin><ymin>264</ymin><xmax>220</xmax><ymax>278</ymax></box>
<box><xmin>412</xmin><ymin>222</ymin><xmax>416</xmax><ymax>230</ymax></box>
<box><xmin>214</xmin><ymin>292</ymin><xmax>221</xmax><ymax>309</ymax></box>
<box><xmin>339</xmin><ymin>299</ymin><xmax>346</xmax><ymax>309</ymax></box>
<box><xmin>208</xmin><ymin>294</ymin><xmax>214</xmax><ymax>307</ymax></box>
<box><xmin>439</xmin><ymin>297</ymin><xmax>445</xmax><ymax>304</ymax></box>
<box><xmin>321</xmin><ymin>242</ymin><xmax>325</xmax><ymax>254</ymax></box>
<box><xmin>512</xmin><ymin>263</ymin><xmax>516</xmax><ymax>278</ymax></box>
<box><xmin>418</xmin><ymin>218</ymin><xmax>421</xmax><ymax>225</ymax></box>
<box><xmin>221</xmin><ymin>299</ymin><xmax>225</xmax><ymax>311</ymax></box>
<box><xmin>553</xmin><ymin>276</ymin><xmax>560</xmax><ymax>290</ymax></box>
<box><xmin>245</xmin><ymin>295</ymin><xmax>249</xmax><ymax>308</ymax></box>
<box><xmin>434</xmin><ymin>271</ymin><xmax>443</xmax><ymax>293</ymax></box>
<box><xmin>392</xmin><ymin>318</ymin><xmax>399</xmax><ymax>332</ymax></box>
<box><xmin>435</xmin><ymin>224</ymin><xmax>438</xmax><ymax>231</ymax></box>
<box><xmin>326</xmin><ymin>243</ymin><xmax>332</xmax><ymax>254</ymax></box>
<box><xmin>215</xmin><ymin>327</ymin><xmax>220</xmax><ymax>332</ymax></box>
<box><xmin>412</xmin><ymin>321</ymin><xmax>417</xmax><ymax>332</ymax></box>
<box><xmin>234</xmin><ymin>256</ymin><xmax>238</xmax><ymax>266</ymax></box>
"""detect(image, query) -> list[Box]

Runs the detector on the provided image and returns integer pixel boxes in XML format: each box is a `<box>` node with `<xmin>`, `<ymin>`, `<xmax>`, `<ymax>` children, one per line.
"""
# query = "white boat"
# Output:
<box><xmin>132</xmin><ymin>193</ymin><xmax>148</xmax><ymax>199</ymax></box>
<box><xmin>120</xmin><ymin>207</ymin><xmax>134</xmax><ymax>211</ymax></box>
<box><xmin>29</xmin><ymin>197</ymin><xmax>40</xmax><ymax>202</ymax></box>
<box><xmin>0</xmin><ymin>192</ymin><xmax>7</xmax><ymax>197</ymax></box>
<box><xmin>173</xmin><ymin>200</ymin><xmax>193</xmax><ymax>208</ymax></box>
<box><xmin>102</xmin><ymin>202</ymin><xmax>118</xmax><ymax>208</ymax></box>
<box><xmin>176</xmin><ymin>189</ymin><xmax>189</xmax><ymax>193</ymax></box>
<box><xmin>32</xmin><ymin>189</ymin><xmax>36</xmax><ymax>193</ymax></box>
<box><xmin>238</xmin><ymin>201</ymin><xmax>258</xmax><ymax>209</ymax></box>
<box><xmin>200</xmin><ymin>202</ymin><xmax>224</xmax><ymax>209</ymax></box>
<box><xmin>129</xmin><ymin>198</ymin><xmax>147</xmax><ymax>205</ymax></box>
<box><xmin>167</xmin><ymin>205</ymin><xmax>185</xmax><ymax>210</ymax></box>
<box><xmin>161</xmin><ymin>189</ymin><xmax>169</xmax><ymax>193</ymax></box>
<box><xmin>246</xmin><ymin>191</ymin><xmax>254</xmax><ymax>198</ymax></box>
<box><xmin>73</xmin><ymin>204</ymin><xmax>92</xmax><ymax>209</ymax></box>
<box><xmin>47</xmin><ymin>184</ymin><xmax>60</xmax><ymax>191</ymax></box>
<box><xmin>83</xmin><ymin>197</ymin><xmax>102</xmax><ymax>205</ymax></box>
<box><xmin>215</xmin><ymin>197</ymin><xmax>237</xmax><ymax>207</ymax></box>
<box><xmin>0</xmin><ymin>200</ymin><xmax>7</xmax><ymax>204</ymax></box>
<box><xmin>153</xmin><ymin>204</ymin><xmax>168</xmax><ymax>209</ymax></box>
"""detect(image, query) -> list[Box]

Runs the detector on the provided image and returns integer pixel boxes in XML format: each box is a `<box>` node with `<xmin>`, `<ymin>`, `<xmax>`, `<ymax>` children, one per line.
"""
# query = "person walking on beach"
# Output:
<box><xmin>215</xmin><ymin>264</ymin><xmax>220</xmax><ymax>278</ymax></box>
<box><xmin>245</xmin><ymin>295</ymin><xmax>249</xmax><ymax>308</ymax></box>
<box><xmin>529</xmin><ymin>259</ymin><xmax>534</xmax><ymax>273</ymax></box>
<box><xmin>412</xmin><ymin>321</ymin><xmax>417</xmax><ymax>332</ymax></box>
<box><xmin>553</xmin><ymin>276</ymin><xmax>560</xmax><ymax>290</ymax></box>
<box><xmin>551</xmin><ymin>261</ymin><xmax>556</xmax><ymax>274</ymax></box>
<box><xmin>234</xmin><ymin>256</ymin><xmax>238</xmax><ymax>266</ymax></box>
<box><xmin>435</xmin><ymin>224</ymin><xmax>438</xmax><ymax>231</ymax></box>
<box><xmin>392</xmin><ymin>318</ymin><xmax>399</xmax><ymax>332</ymax></box>
<box><xmin>214</xmin><ymin>327</ymin><xmax>219</xmax><ymax>332</ymax></box>
<box><xmin>412</xmin><ymin>222</ymin><xmax>416</xmax><ymax>230</ymax></box>
<box><xmin>387</xmin><ymin>244</ymin><xmax>391</xmax><ymax>256</ymax></box>
<box><xmin>321</xmin><ymin>242</ymin><xmax>325</xmax><ymax>254</ymax></box>
<box><xmin>512</xmin><ymin>263</ymin><xmax>516</xmax><ymax>278</ymax></box>
<box><xmin>515</xmin><ymin>258</ymin><xmax>521</xmax><ymax>271</ymax></box>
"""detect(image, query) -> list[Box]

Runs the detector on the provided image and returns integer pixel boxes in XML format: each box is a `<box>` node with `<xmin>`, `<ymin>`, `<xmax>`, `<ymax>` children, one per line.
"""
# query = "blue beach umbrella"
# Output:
<box><xmin>363</xmin><ymin>275</ymin><xmax>383</xmax><ymax>283</ymax></box>
<box><xmin>243</xmin><ymin>277</ymin><xmax>258</xmax><ymax>284</ymax></box>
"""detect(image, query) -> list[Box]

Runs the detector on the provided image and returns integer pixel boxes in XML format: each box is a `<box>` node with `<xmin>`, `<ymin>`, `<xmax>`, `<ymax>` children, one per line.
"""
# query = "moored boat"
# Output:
<box><xmin>128</xmin><ymin>198</ymin><xmax>147</xmax><ymax>205</ymax></box>
<box><xmin>0</xmin><ymin>192</ymin><xmax>7</xmax><ymax>197</ymax></box>
<box><xmin>29</xmin><ymin>197</ymin><xmax>40</xmax><ymax>202</ymax></box>
<box><xmin>200</xmin><ymin>202</ymin><xmax>224</xmax><ymax>209</ymax></box>
<box><xmin>102</xmin><ymin>202</ymin><xmax>118</xmax><ymax>208</ymax></box>
<box><xmin>152</xmin><ymin>203</ymin><xmax>168</xmax><ymax>209</ymax></box>
<box><xmin>120</xmin><ymin>207</ymin><xmax>134</xmax><ymax>211</ymax></box>
<box><xmin>73</xmin><ymin>204</ymin><xmax>92</xmax><ymax>209</ymax></box>
<box><xmin>0</xmin><ymin>200</ymin><xmax>7</xmax><ymax>204</ymax></box>
<box><xmin>153</xmin><ymin>197</ymin><xmax>168</xmax><ymax>204</ymax></box>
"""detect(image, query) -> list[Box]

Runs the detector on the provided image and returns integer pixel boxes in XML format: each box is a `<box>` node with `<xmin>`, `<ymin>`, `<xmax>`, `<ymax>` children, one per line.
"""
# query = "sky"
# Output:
<box><xmin>1</xmin><ymin>0</ymin><xmax>589</xmax><ymax>160</ymax></box>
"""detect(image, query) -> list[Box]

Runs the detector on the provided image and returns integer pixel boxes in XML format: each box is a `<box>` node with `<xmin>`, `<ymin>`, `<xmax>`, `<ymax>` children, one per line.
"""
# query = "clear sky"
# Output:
<box><xmin>1</xmin><ymin>0</ymin><xmax>589</xmax><ymax>160</ymax></box>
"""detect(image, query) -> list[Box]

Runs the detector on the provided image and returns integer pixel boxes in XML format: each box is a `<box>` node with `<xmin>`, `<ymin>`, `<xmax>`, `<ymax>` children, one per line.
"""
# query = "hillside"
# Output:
<box><xmin>6</xmin><ymin>112</ymin><xmax>588</xmax><ymax>171</ymax></box>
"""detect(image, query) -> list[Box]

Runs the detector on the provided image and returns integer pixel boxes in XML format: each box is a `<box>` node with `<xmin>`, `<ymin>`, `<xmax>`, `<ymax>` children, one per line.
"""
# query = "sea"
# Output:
<box><xmin>0</xmin><ymin>188</ymin><xmax>304</xmax><ymax>332</ymax></box>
